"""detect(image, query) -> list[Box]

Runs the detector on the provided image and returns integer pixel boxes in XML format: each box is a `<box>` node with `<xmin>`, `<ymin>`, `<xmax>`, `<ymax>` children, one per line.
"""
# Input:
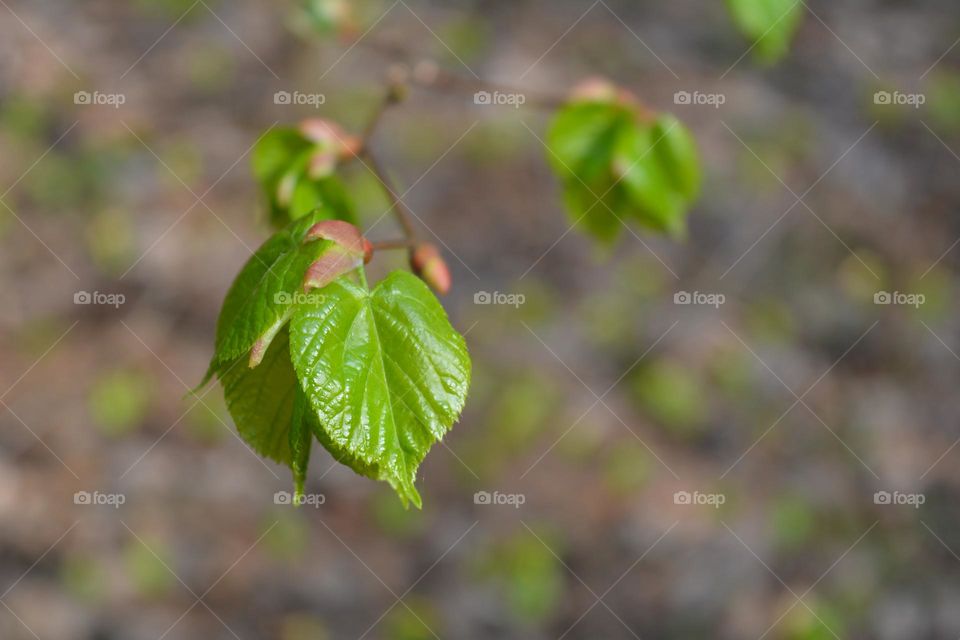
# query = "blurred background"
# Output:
<box><xmin>2</xmin><ymin>0</ymin><xmax>960</xmax><ymax>638</ymax></box>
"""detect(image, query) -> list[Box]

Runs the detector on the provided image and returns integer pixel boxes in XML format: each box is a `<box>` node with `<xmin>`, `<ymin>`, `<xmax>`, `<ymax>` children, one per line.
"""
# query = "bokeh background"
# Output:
<box><xmin>2</xmin><ymin>1</ymin><xmax>960</xmax><ymax>638</ymax></box>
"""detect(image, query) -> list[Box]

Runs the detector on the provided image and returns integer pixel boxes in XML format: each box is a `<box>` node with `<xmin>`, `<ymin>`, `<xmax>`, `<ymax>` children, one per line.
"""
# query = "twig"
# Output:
<box><xmin>361</xmin><ymin>147</ymin><xmax>418</xmax><ymax>241</ymax></box>
<box><xmin>359</xmin><ymin>38</ymin><xmax>568</xmax><ymax>110</ymax></box>
<box><xmin>371</xmin><ymin>238</ymin><xmax>416</xmax><ymax>251</ymax></box>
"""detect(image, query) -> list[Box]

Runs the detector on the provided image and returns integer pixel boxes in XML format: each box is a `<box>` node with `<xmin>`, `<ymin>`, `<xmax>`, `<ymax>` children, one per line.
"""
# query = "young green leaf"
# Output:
<box><xmin>210</xmin><ymin>211</ymin><xmax>364</xmax><ymax>370</ymax></box>
<box><xmin>289</xmin><ymin>270</ymin><xmax>471</xmax><ymax>508</ymax></box>
<box><xmin>547</xmin><ymin>90</ymin><xmax>700</xmax><ymax>242</ymax></box>
<box><xmin>217</xmin><ymin>327</ymin><xmax>299</xmax><ymax>466</ymax></box>
<box><xmin>252</xmin><ymin>126</ymin><xmax>357</xmax><ymax>228</ymax></box>
<box><xmin>726</xmin><ymin>0</ymin><xmax>804</xmax><ymax>64</ymax></box>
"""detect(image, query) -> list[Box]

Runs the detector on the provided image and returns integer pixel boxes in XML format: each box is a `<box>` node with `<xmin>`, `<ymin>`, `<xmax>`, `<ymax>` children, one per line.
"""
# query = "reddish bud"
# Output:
<box><xmin>299</xmin><ymin>118</ymin><xmax>361</xmax><ymax>160</ymax></box>
<box><xmin>303</xmin><ymin>249</ymin><xmax>362</xmax><ymax>291</ymax></box>
<box><xmin>362</xmin><ymin>237</ymin><xmax>374</xmax><ymax>265</ymax></box>
<box><xmin>568</xmin><ymin>77</ymin><xmax>649</xmax><ymax>119</ymax></box>
<box><xmin>307</xmin><ymin>148</ymin><xmax>337</xmax><ymax>179</ymax></box>
<box><xmin>304</xmin><ymin>220</ymin><xmax>366</xmax><ymax>255</ymax></box>
<box><xmin>409</xmin><ymin>243</ymin><xmax>451</xmax><ymax>296</ymax></box>
<box><xmin>569</xmin><ymin>77</ymin><xmax>619</xmax><ymax>103</ymax></box>
<box><xmin>302</xmin><ymin>220</ymin><xmax>371</xmax><ymax>290</ymax></box>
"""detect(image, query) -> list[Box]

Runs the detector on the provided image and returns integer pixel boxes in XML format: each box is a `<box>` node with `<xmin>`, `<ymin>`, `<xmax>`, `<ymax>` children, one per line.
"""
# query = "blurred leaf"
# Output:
<box><xmin>187</xmin><ymin>44</ymin><xmax>236</xmax><ymax>93</ymax></box>
<box><xmin>281</xmin><ymin>614</ymin><xmax>329</xmax><ymax>640</ymax></box>
<box><xmin>123</xmin><ymin>537</ymin><xmax>175</xmax><ymax>598</ymax></box>
<box><xmin>85</xmin><ymin>209</ymin><xmax>135</xmax><ymax>273</ymax></box>
<box><xmin>707</xmin><ymin>345</ymin><xmax>753</xmax><ymax>397</ymax></box>
<box><xmin>61</xmin><ymin>554</ymin><xmax>108</xmax><ymax>603</ymax></box>
<box><xmin>465</xmin><ymin>371</ymin><xmax>560</xmax><ymax>478</ymax></box>
<box><xmin>24</xmin><ymin>152</ymin><xmax>90</xmax><ymax>211</ymax></box>
<box><xmin>909</xmin><ymin>267</ymin><xmax>951</xmax><ymax>322</ymax></box>
<box><xmin>487</xmin><ymin>374</ymin><xmax>558</xmax><ymax>451</ymax></box>
<box><xmin>89</xmin><ymin>369</ymin><xmax>152</xmax><ymax>437</ymax></box>
<box><xmin>474</xmin><ymin>530</ymin><xmax>565</xmax><ymax>625</ymax></box>
<box><xmin>927</xmin><ymin>72</ymin><xmax>960</xmax><ymax>135</ymax></box>
<box><xmin>252</xmin><ymin>127</ymin><xmax>357</xmax><ymax>228</ymax></box>
<box><xmin>726</xmin><ymin>0</ymin><xmax>804</xmax><ymax>64</ymax></box>
<box><xmin>135</xmin><ymin>0</ymin><xmax>207</xmax><ymax>20</ymax></box>
<box><xmin>437</xmin><ymin>17</ymin><xmax>491</xmax><ymax>63</ymax></box>
<box><xmin>297</xmin><ymin>0</ymin><xmax>353</xmax><ymax>36</ymax></box>
<box><xmin>744</xmin><ymin>299</ymin><xmax>797</xmax><ymax>341</ymax></box>
<box><xmin>547</xmin><ymin>96</ymin><xmax>699</xmax><ymax>243</ymax></box>
<box><xmin>158</xmin><ymin>140</ymin><xmax>203</xmax><ymax>190</ymax></box>
<box><xmin>384</xmin><ymin>595</ymin><xmax>442</xmax><ymax>640</ymax></box>
<box><xmin>783</xmin><ymin>599</ymin><xmax>846</xmax><ymax>640</ymax></box>
<box><xmin>371</xmin><ymin>490</ymin><xmax>426</xmax><ymax>538</ymax></box>
<box><xmin>770</xmin><ymin>495</ymin><xmax>816</xmax><ymax>551</ymax></box>
<box><xmin>603</xmin><ymin>443</ymin><xmax>653</xmax><ymax>494</ymax></box>
<box><xmin>579</xmin><ymin>290</ymin><xmax>635</xmax><ymax>348</ymax></box>
<box><xmin>837</xmin><ymin>252</ymin><xmax>887</xmax><ymax>303</ymax></box>
<box><xmin>265</xmin><ymin>510</ymin><xmax>310</xmax><ymax>562</ymax></box>
<box><xmin>631</xmin><ymin>360</ymin><xmax>706</xmax><ymax>436</ymax></box>
<box><xmin>0</xmin><ymin>95</ymin><xmax>50</xmax><ymax>141</ymax></box>
<box><xmin>280</xmin><ymin>614</ymin><xmax>330</xmax><ymax>640</ymax></box>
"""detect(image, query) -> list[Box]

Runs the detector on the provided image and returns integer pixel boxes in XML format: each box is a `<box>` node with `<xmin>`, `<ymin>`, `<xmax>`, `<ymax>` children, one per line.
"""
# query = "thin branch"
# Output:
<box><xmin>372</xmin><ymin>238</ymin><xmax>416</xmax><ymax>251</ymax></box>
<box><xmin>359</xmin><ymin>38</ymin><xmax>567</xmax><ymax>110</ymax></box>
<box><xmin>361</xmin><ymin>147</ymin><xmax>418</xmax><ymax>241</ymax></box>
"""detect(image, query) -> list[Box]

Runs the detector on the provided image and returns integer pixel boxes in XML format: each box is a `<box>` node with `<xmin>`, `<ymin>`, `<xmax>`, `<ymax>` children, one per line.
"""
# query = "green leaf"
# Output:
<box><xmin>290</xmin><ymin>172</ymin><xmax>357</xmax><ymax>223</ymax></box>
<box><xmin>289</xmin><ymin>270</ymin><xmax>471</xmax><ymax>507</ymax></box>
<box><xmin>252</xmin><ymin>128</ymin><xmax>356</xmax><ymax>228</ymax></box>
<box><xmin>252</xmin><ymin>129</ymin><xmax>312</xmax><ymax>188</ymax></box>
<box><xmin>289</xmin><ymin>386</ymin><xmax>313</xmax><ymax>500</ymax></box>
<box><xmin>726</xmin><ymin>0</ymin><xmax>804</xmax><ymax>63</ymax></box>
<box><xmin>210</xmin><ymin>210</ymin><xmax>362</xmax><ymax>370</ymax></box>
<box><xmin>217</xmin><ymin>327</ymin><xmax>298</xmax><ymax>465</ymax></box>
<box><xmin>547</xmin><ymin>100</ymin><xmax>700</xmax><ymax>242</ymax></box>
<box><xmin>651</xmin><ymin>114</ymin><xmax>701</xmax><ymax>201</ymax></box>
